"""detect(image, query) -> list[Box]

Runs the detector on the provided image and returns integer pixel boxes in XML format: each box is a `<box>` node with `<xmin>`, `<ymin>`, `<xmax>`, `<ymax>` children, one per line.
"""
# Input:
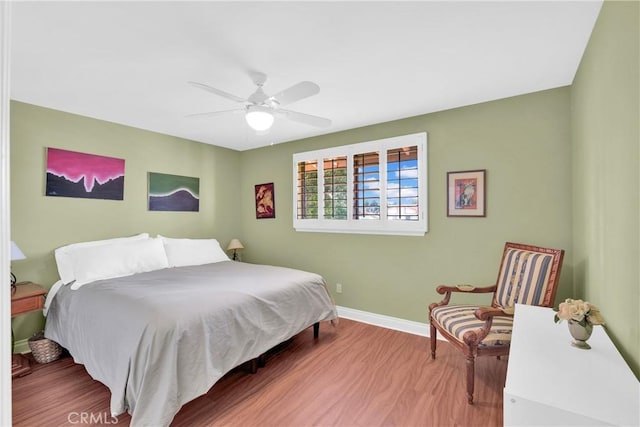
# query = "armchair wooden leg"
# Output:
<box><xmin>466</xmin><ymin>352</ymin><xmax>475</xmax><ymax>404</ymax></box>
<box><xmin>430</xmin><ymin>323</ymin><xmax>437</xmax><ymax>359</ymax></box>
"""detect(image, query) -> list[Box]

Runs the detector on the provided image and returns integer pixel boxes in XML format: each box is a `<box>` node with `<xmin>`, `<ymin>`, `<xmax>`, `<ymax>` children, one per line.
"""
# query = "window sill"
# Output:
<box><xmin>294</xmin><ymin>224</ymin><xmax>427</xmax><ymax>237</ymax></box>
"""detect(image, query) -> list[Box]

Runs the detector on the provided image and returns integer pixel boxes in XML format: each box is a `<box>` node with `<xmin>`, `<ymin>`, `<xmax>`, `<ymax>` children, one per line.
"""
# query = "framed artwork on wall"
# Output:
<box><xmin>148</xmin><ymin>172</ymin><xmax>200</xmax><ymax>212</ymax></box>
<box><xmin>447</xmin><ymin>169</ymin><xmax>486</xmax><ymax>217</ymax></box>
<box><xmin>255</xmin><ymin>182</ymin><xmax>275</xmax><ymax>219</ymax></box>
<box><xmin>45</xmin><ymin>147</ymin><xmax>125</xmax><ymax>200</ymax></box>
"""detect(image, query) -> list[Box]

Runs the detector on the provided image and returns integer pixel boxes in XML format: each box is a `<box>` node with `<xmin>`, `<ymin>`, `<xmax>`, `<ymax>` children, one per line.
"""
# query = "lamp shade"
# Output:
<box><xmin>10</xmin><ymin>241</ymin><xmax>26</xmax><ymax>261</ymax></box>
<box><xmin>245</xmin><ymin>106</ymin><xmax>274</xmax><ymax>131</ymax></box>
<box><xmin>226</xmin><ymin>239</ymin><xmax>244</xmax><ymax>251</ymax></box>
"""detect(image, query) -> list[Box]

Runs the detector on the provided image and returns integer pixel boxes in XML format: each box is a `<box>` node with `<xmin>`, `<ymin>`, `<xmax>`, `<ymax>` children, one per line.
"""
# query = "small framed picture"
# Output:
<box><xmin>447</xmin><ymin>170</ymin><xmax>486</xmax><ymax>217</ymax></box>
<box><xmin>255</xmin><ymin>182</ymin><xmax>275</xmax><ymax>219</ymax></box>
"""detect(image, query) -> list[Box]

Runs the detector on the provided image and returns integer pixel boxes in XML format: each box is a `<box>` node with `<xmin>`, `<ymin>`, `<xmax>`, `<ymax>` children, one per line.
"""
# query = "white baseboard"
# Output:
<box><xmin>14</xmin><ymin>338</ymin><xmax>29</xmax><ymax>354</ymax></box>
<box><xmin>337</xmin><ymin>305</ymin><xmax>442</xmax><ymax>339</ymax></box>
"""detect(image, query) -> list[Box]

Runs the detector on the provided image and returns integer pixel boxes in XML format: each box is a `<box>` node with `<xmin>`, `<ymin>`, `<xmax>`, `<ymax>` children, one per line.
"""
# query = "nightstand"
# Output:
<box><xmin>11</xmin><ymin>282</ymin><xmax>46</xmax><ymax>378</ymax></box>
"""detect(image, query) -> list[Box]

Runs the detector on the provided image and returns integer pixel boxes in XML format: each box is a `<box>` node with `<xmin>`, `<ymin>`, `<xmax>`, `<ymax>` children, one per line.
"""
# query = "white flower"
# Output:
<box><xmin>554</xmin><ymin>298</ymin><xmax>605</xmax><ymax>326</ymax></box>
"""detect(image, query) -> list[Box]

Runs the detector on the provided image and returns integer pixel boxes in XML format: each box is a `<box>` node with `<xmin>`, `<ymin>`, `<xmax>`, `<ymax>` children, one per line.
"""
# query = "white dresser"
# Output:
<box><xmin>504</xmin><ymin>304</ymin><xmax>640</xmax><ymax>426</ymax></box>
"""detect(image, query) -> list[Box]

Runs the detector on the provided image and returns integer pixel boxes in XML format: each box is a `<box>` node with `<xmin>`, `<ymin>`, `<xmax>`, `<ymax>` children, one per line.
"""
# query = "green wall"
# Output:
<box><xmin>9</xmin><ymin>1</ymin><xmax>638</xmax><ymax>381</ymax></box>
<box><xmin>571</xmin><ymin>0</ymin><xmax>639</xmax><ymax>377</ymax></box>
<box><xmin>10</xmin><ymin>101</ymin><xmax>242</xmax><ymax>342</ymax></box>
<box><xmin>239</xmin><ymin>87</ymin><xmax>573</xmax><ymax>324</ymax></box>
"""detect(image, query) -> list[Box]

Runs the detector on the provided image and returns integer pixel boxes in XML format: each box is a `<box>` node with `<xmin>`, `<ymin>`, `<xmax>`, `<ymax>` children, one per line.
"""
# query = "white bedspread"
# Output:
<box><xmin>45</xmin><ymin>261</ymin><xmax>337</xmax><ymax>426</ymax></box>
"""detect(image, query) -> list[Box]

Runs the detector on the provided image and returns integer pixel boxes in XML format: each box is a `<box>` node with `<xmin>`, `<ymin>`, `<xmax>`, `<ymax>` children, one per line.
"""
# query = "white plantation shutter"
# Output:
<box><xmin>293</xmin><ymin>132</ymin><xmax>428</xmax><ymax>236</ymax></box>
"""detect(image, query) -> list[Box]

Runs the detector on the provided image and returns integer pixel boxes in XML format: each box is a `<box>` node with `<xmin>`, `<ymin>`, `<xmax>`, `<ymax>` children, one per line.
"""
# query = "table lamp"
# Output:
<box><xmin>226</xmin><ymin>239</ymin><xmax>244</xmax><ymax>261</ymax></box>
<box><xmin>10</xmin><ymin>241</ymin><xmax>26</xmax><ymax>293</ymax></box>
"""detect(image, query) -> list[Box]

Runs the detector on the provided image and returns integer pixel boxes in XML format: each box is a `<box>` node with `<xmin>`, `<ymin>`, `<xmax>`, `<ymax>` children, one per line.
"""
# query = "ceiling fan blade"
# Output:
<box><xmin>270</xmin><ymin>81</ymin><xmax>320</xmax><ymax>106</ymax></box>
<box><xmin>188</xmin><ymin>81</ymin><xmax>246</xmax><ymax>103</ymax></box>
<box><xmin>185</xmin><ymin>108</ymin><xmax>244</xmax><ymax>118</ymax></box>
<box><xmin>279</xmin><ymin>109</ymin><xmax>332</xmax><ymax>128</ymax></box>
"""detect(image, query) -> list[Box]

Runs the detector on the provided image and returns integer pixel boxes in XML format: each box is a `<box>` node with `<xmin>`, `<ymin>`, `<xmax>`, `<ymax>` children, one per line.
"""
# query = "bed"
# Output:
<box><xmin>43</xmin><ymin>234</ymin><xmax>338</xmax><ymax>426</ymax></box>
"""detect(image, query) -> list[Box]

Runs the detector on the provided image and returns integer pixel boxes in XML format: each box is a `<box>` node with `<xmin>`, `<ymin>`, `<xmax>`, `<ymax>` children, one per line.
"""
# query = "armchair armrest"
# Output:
<box><xmin>474</xmin><ymin>305</ymin><xmax>514</xmax><ymax>321</ymax></box>
<box><xmin>436</xmin><ymin>284</ymin><xmax>497</xmax><ymax>295</ymax></box>
<box><xmin>430</xmin><ymin>284</ymin><xmax>497</xmax><ymax>311</ymax></box>
<box><xmin>460</xmin><ymin>306</ymin><xmax>515</xmax><ymax>347</ymax></box>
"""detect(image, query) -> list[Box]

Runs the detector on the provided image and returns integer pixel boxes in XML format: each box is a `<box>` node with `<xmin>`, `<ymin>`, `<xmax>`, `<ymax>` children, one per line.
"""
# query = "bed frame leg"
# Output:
<box><xmin>249</xmin><ymin>358</ymin><xmax>258</xmax><ymax>374</ymax></box>
<box><xmin>313</xmin><ymin>322</ymin><xmax>319</xmax><ymax>339</ymax></box>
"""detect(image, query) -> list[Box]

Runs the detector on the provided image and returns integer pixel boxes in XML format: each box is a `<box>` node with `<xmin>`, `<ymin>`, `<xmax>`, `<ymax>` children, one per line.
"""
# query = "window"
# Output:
<box><xmin>353</xmin><ymin>151</ymin><xmax>380</xmax><ymax>220</ymax></box>
<box><xmin>296</xmin><ymin>160</ymin><xmax>318</xmax><ymax>219</ymax></box>
<box><xmin>293</xmin><ymin>132</ymin><xmax>427</xmax><ymax>236</ymax></box>
<box><xmin>323</xmin><ymin>157</ymin><xmax>348</xmax><ymax>220</ymax></box>
<box><xmin>386</xmin><ymin>146</ymin><xmax>419</xmax><ymax>221</ymax></box>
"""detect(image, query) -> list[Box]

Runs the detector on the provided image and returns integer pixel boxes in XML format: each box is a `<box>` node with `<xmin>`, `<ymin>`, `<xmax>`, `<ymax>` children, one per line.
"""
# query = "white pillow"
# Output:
<box><xmin>158</xmin><ymin>235</ymin><xmax>229</xmax><ymax>268</ymax></box>
<box><xmin>70</xmin><ymin>237</ymin><xmax>169</xmax><ymax>289</ymax></box>
<box><xmin>55</xmin><ymin>233</ymin><xmax>150</xmax><ymax>285</ymax></box>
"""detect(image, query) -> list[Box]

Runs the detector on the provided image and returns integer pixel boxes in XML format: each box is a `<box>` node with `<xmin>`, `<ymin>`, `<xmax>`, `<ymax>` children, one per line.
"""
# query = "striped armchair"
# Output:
<box><xmin>428</xmin><ymin>242</ymin><xmax>564</xmax><ymax>404</ymax></box>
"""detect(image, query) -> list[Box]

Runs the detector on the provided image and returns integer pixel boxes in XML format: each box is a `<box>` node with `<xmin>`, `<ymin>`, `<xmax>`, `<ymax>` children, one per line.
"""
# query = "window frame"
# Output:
<box><xmin>292</xmin><ymin>132</ymin><xmax>428</xmax><ymax>236</ymax></box>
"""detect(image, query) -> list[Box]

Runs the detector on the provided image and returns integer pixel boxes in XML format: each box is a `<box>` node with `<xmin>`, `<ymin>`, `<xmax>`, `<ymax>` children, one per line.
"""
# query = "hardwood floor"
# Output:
<box><xmin>12</xmin><ymin>318</ymin><xmax>507</xmax><ymax>426</ymax></box>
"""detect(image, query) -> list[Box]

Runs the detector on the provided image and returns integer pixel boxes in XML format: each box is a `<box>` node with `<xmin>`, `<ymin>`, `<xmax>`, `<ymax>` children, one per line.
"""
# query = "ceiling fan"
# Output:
<box><xmin>187</xmin><ymin>71</ymin><xmax>331</xmax><ymax>132</ymax></box>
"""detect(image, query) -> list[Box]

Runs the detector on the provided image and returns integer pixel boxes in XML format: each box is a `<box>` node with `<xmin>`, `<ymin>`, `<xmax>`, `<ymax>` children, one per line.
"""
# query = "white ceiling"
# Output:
<box><xmin>11</xmin><ymin>1</ymin><xmax>602</xmax><ymax>151</ymax></box>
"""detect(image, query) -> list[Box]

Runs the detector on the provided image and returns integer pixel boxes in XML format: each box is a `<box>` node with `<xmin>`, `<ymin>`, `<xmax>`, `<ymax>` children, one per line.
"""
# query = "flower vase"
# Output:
<box><xmin>568</xmin><ymin>319</ymin><xmax>593</xmax><ymax>349</ymax></box>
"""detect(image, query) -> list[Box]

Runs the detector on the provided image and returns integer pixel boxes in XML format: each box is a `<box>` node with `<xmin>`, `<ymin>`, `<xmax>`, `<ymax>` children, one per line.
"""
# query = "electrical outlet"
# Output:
<box><xmin>336</xmin><ymin>283</ymin><xmax>343</xmax><ymax>294</ymax></box>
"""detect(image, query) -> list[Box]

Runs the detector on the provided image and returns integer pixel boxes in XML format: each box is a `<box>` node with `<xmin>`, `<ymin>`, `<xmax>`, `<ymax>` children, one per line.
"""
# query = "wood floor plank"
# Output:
<box><xmin>12</xmin><ymin>318</ymin><xmax>506</xmax><ymax>426</ymax></box>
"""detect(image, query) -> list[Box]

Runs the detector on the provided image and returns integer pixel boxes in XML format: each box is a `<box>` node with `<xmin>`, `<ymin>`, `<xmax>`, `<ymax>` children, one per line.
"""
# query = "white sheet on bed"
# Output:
<box><xmin>45</xmin><ymin>261</ymin><xmax>337</xmax><ymax>426</ymax></box>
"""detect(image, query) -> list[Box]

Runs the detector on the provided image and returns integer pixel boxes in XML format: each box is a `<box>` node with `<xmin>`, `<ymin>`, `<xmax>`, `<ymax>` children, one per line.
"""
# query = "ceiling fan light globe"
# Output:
<box><xmin>245</xmin><ymin>108</ymin><xmax>274</xmax><ymax>131</ymax></box>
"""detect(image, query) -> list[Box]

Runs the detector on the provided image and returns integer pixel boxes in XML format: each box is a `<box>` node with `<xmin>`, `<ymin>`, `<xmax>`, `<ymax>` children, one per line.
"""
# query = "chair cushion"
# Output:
<box><xmin>431</xmin><ymin>305</ymin><xmax>512</xmax><ymax>348</ymax></box>
<box><xmin>495</xmin><ymin>248</ymin><xmax>555</xmax><ymax>308</ymax></box>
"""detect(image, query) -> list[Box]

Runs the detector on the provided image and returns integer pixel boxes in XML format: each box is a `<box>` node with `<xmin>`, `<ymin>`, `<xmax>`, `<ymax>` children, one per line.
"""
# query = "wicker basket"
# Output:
<box><xmin>28</xmin><ymin>332</ymin><xmax>62</xmax><ymax>364</ymax></box>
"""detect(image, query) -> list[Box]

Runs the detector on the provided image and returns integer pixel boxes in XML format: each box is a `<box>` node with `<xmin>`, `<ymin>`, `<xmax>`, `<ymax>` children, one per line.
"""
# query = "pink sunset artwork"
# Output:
<box><xmin>46</xmin><ymin>148</ymin><xmax>125</xmax><ymax>200</ymax></box>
